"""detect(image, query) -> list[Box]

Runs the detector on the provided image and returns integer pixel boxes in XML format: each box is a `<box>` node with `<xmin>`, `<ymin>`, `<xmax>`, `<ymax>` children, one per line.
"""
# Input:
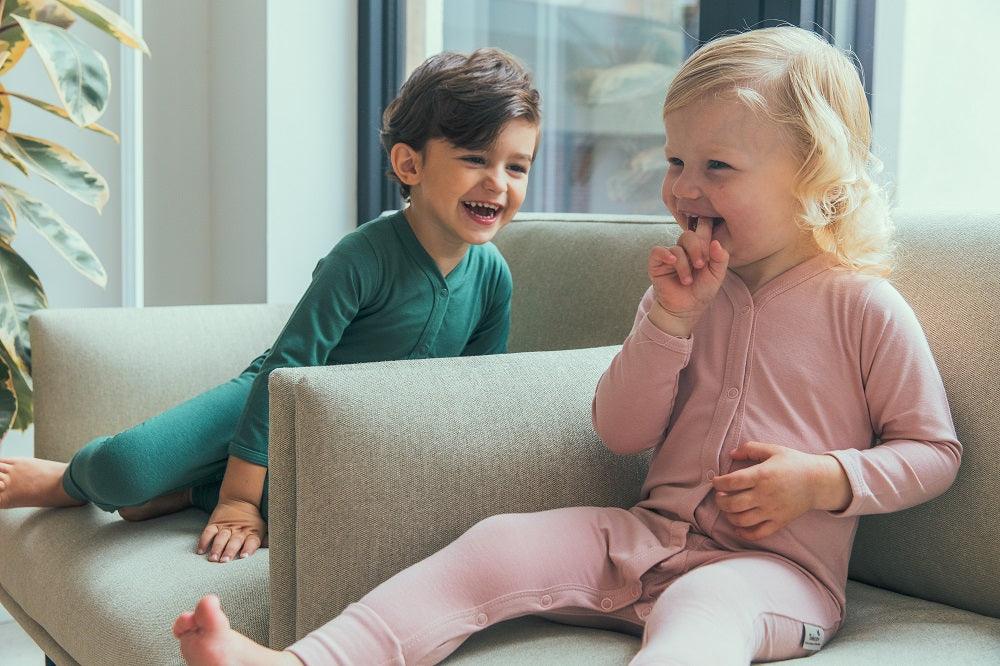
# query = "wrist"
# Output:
<box><xmin>219</xmin><ymin>455</ymin><xmax>267</xmax><ymax>506</ymax></box>
<box><xmin>648</xmin><ymin>299</ymin><xmax>700</xmax><ymax>338</ymax></box>
<box><xmin>811</xmin><ymin>454</ymin><xmax>852</xmax><ymax>512</ymax></box>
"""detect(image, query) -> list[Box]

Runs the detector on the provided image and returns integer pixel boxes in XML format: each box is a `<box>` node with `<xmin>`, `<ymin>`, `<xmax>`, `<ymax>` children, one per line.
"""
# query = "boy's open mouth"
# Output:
<box><xmin>462</xmin><ymin>201</ymin><xmax>504</xmax><ymax>225</ymax></box>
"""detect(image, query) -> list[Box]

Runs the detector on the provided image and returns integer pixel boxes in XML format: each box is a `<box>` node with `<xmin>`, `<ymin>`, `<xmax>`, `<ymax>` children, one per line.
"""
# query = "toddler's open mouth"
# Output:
<box><xmin>685</xmin><ymin>214</ymin><xmax>725</xmax><ymax>232</ymax></box>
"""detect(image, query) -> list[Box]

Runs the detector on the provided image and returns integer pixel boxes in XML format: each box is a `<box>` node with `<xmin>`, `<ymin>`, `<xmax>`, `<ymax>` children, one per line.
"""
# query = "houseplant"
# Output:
<box><xmin>0</xmin><ymin>0</ymin><xmax>148</xmax><ymax>441</ymax></box>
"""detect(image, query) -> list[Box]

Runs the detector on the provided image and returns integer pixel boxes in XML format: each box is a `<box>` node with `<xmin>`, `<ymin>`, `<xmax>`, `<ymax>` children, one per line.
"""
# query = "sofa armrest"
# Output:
<box><xmin>267</xmin><ymin>345</ymin><xmax>650</xmax><ymax>648</ymax></box>
<box><xmin>29</xmin><ymin>303</ymin><xmax>293</xmax><ymax>462</ymax></box>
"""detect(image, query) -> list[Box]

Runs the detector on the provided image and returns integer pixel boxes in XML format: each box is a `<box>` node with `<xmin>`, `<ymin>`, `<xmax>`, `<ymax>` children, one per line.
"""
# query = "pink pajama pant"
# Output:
<box><xmin>288</xmin><ymin>507</ymin><xmax>841</xmax><ymax>665</ymax></box>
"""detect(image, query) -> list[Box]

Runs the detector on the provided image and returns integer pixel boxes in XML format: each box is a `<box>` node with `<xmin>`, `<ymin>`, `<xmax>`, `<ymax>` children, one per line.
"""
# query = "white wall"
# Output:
<box><xmin>210</xmin><ymin>0</ymin><xmax>266</xmax><ymax>305</ymax></box>
<box><xmin>265</xmin><ymin>0</ymin><xmax>358</xmax><ymax>304</ymax></box>
<box><xmin>874</xmin><ymin>0</ymin><xmax>1000</xmax><ymax>212</ymax></box>
<box><xmin>142</xmin><ymin>0</ymin><xmax>212</xmax><ymax>305</ymax></box>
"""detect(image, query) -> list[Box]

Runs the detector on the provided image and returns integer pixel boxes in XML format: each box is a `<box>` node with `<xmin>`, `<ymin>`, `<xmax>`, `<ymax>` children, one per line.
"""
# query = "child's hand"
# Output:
<box><xmin>197</xmin><ymin>497</ymin><xmax>267</xmax><ymax>562</ymax></box>
<box><xmin>711</xmin><ymin>441</ymin><xmax>852</xmax><ymax>541</ymax></box>
<box><xmin>647</xmin><ymin>217</ymin><xmax>729</xmax><ymax>337</ymax></box>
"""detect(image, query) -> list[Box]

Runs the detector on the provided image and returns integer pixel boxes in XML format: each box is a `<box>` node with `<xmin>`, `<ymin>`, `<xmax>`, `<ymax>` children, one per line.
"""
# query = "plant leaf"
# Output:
<box><xmin>2</xmin><ymin>89</ymin><xmax>118</xmax><ymax>141</ymax></box>
<box><xmin>1</xmin><ymin>183</ymin><xmax>105</xmax><ymax>285</ymax></box>
<box><xmin>0</xmin><ymin>190</ymin><xmax>15</xmax><ymax>240</ymax></box>
<box><xmin>0</xmin><ymin>82</ymin><xmax>9</xmax><ymax>131</ymax></box>
<box><xmin>11</xmin><ymin>14</ymin><xmax>109</xmax><ymax>126</ymax></box>
<box><xmin>0</xmin><ymin>0</ymin><xmax>76</xmax><ymax>75</ymax></box>
<box><xmin>0</xmin><ymin>239</ymin><xmax>44</xmax><ymax>381</ymax></box>
<box><xmin>0</xmin><ymin>334</ymin><xmax>30</xmax><ymax>430</ymax></box>
<box><xmin>0</xmin><ymin>132</ymin><xmax>28</xmax><ymax>174</ymax></box>
<box><xmin>2</xmin><ymin>131</ymin><xmax>109</xmax><ymax>210</ymax></box>
<box><xmin>0</xmin><ymin>350</ymin><xmax>18</xmax><ymax>437</ymax></box>
<box><xmin>56</xmin><ymin>0</ymin><xmax>148</xmax><ymax>55</ymax></box>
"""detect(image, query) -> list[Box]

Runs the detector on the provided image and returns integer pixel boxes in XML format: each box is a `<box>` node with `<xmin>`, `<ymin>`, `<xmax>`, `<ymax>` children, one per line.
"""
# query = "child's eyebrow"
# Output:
<box><xmin>511</xmin><ymin>153</ymin><xmax>533</xmax><ymax>161</ymax></box>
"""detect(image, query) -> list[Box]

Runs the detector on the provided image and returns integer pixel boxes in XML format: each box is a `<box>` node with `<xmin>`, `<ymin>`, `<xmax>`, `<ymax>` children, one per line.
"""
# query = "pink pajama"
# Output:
<box><xmin>289</xmin><ymin>506</ymin><xmax>839</xmax><ymax>665</ymax></box>
<box><xmin>288</xmin><ymin>254</ymin><xmax>960</xmax><ymax>665</ymax></box>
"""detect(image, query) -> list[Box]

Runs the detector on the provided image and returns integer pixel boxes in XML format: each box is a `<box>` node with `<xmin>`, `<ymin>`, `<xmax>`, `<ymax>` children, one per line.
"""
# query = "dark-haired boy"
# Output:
<box><xmin>0</xmin><ymin>48</ymin><xmax>541</xmax><ymax>568</ymax></box>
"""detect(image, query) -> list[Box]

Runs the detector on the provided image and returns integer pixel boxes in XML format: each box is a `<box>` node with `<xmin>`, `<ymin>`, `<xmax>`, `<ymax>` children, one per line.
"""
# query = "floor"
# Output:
<box><xmin>1</xmin><ymin>429</ymin><xmax>48</xmax><ymax>665</ymax></box>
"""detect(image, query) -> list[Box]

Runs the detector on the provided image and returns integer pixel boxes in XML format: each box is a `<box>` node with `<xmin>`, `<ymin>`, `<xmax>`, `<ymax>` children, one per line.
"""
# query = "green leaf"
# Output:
<box><xmin>11</xmin><ymin>14</ymin><xmax>109</xmax><ymax>126</ymax></box>
<box><xmin>0</xmin><ymin>133</ymin><xmax>28</xmax><ymax>175</ymax></box>
<box><xmin>0</xmin><ymin>192</ymin><xmax>15</xmax><ymax>241</ymax></box>
<box><xmin>0</xmin><ymin>346</ymin><xmax>18</xmax><ymax>437</ymax></box>
<box><xmin>1</xmin><ymin>183</ymin><xmax>105</xmax><ymax>286</ymax></box>
<box><xmin>0</xmin><ymin>0</ymin><xmax>76</xmax><ymax>75</ymax></box>
<box><xmin>1</xmin><ymin>90</ymin><xmax>118</xmax><ymax>141</ymax></box>
<box><xmin>0</xmin><ymin>82</ymin><xmax>9</xmax><ymax>131</ymax></box>
<box><xmin>0</xmin><ymin>334</ymin><xmax>30</xmax><ymax>431</ymax></box>
<box><xmin>56</xmin><ymin>0</ymin><xmax>148</xmax><ymax>55</ymax></box>
<box><xmin>0</xmin><ymin>240</ymin><xmax>44</xmax><ymax>395</ymax></box>
<box><xmin>2</xmin><ymin>131</ymin><xmax>109</xmax><ymax>210</ymax></box>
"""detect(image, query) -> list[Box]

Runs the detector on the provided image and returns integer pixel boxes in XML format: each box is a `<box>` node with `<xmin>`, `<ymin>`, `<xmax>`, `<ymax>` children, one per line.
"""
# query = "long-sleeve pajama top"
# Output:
<box><xmin>592</xmin><ymin>252</ymin><xmax>961</xmax><ymax>620</ymax></box>
<box><xmin>228</xmin><ymin>210</ymin><xmax>513</xmax><ymax>466</ymax></box>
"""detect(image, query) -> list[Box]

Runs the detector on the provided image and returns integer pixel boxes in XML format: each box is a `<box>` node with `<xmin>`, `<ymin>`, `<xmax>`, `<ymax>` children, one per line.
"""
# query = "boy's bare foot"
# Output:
<box><xmin>0</xmin><ymin>458</ymin><xmax>86</xmax><ymax>509</ymax></box>
<box><xmin>173</xmin><ymin>595</ymin><xmax>303</xmax><ymax>666</ymax></box>
<box><xmin>119</xmin><ymin>488</ymin><xmax>193</xmax><ymax>522</ymax></box>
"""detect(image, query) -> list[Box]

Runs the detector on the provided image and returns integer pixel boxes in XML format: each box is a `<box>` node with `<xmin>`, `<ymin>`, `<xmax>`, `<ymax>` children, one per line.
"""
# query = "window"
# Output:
<box><xmin>359</xmin><ymin>1</ymin><xmax>842</xmax><ymax>221</ymax></box>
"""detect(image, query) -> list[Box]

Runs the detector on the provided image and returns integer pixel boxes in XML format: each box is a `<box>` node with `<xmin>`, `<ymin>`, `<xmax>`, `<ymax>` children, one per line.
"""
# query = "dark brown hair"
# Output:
<box><xmin>381</xmin><ymin>48</ymin><xmax>541</xmax><ymax>200</ymax></box>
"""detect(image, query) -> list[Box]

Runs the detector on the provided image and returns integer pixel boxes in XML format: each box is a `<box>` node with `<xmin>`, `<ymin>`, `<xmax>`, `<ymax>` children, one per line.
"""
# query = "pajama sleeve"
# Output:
<box><xmin>461</xmin><ymin>257</ymin><xmax>512</xmax><ymax>356</ymax></box>
<box><xmin>825</xmin><ymin>280</ymin><xmax>962</xmax><ymax>517</ymax></box>
<box><xmin>228</xmin><ymin>233</ymin><xmax>379</xmax><ymax>466</ymax></box>
<box><xmin>592</xmin><ymin>286</ymin><xmax>693</xmax><ymax>455</ymax></box>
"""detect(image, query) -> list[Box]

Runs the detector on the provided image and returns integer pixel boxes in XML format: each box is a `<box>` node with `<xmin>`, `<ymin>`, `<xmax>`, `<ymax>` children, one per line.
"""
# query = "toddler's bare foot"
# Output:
<box><xmin>120</xmin><ymin>488</ymin><xmax>193</xmax><ymax>521</ymax></box>
<box><xmin>0</xmin><ymin>458</ymin><xmax>86</xmax><ymax>509</ymax></box>
<box><xmin>173</xmin><ymin>595</ymin><xmax>303</xmax><ymax>666</ymax></box>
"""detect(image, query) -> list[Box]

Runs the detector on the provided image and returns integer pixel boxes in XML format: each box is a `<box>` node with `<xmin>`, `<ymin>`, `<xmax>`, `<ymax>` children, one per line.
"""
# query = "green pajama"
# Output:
<box><xmin>61</xmin><ymin>211</ymin><xmax>512</xmax><ymax>515</ymax></box>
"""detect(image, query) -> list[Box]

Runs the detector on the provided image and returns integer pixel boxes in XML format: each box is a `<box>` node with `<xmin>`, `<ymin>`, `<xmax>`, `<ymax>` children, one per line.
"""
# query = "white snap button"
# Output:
<box><xmin>540</xmin><ymin>594</ymin><xmax>552</xmax><ymax>608</ymax></box>
<box><xmin>475</xmin><ymin>613</ymin><xmax>488</xmax><ymax>626</ymax></box>
<box><xmin>600</xmin><ymin>597</ymin><xmax>614</xmax><ymax>611</ymax></box>
<box><xmin>638</xmin><ymin>607</ymin><xmax>651</xmax><ymax>620</ymax></box>
<box><xmin>727</xmin><ymin>387</ymin><xmax>740</xmax><ymax>399</ymax></box>
<box><xmin>705</xmin><ymin>470</ymin><xmax>716</xmax><ymax>481</ymax></box>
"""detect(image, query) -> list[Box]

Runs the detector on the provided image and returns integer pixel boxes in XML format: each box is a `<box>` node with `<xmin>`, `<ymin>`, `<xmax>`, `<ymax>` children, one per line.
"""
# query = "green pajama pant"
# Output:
<box><xmin>60</xmin><ymin>366</ymin><xmax>270</xmax><ymax>520</ymax></box>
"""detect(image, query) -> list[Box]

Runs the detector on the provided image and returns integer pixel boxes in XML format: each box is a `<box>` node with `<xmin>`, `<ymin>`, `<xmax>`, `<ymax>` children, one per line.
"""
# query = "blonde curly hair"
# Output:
<box><xmin>664</xmin><ymin>26</ymin><xmax>894</xmax><ymax>275</ymax></box>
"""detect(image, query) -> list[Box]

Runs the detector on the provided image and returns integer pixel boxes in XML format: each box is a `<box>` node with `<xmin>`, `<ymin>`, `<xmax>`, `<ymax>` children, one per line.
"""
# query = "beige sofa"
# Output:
<box><xmin>1</xmin><ymin>212</ymin><xmax>997</xmax><ymax>665</ymax></box>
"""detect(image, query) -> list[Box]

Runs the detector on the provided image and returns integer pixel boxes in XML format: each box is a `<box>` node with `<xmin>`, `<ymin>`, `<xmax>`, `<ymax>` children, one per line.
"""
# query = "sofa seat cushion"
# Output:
<box><xmin>0</xmin><ymin>505</ymin><xmax>267</xmax><ymax>666</ymax></box>
<box><xmin>444</xmin><ymin>580</ymin><xmax>1000</xmax><ymax>664</ymax></box>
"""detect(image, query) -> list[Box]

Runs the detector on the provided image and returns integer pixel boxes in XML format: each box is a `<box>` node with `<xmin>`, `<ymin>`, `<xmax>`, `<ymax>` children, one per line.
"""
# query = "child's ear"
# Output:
<box><xmin>390</xmin><ymin>143</ymin><xmax>422</xmax><ymax>187</ymax></box>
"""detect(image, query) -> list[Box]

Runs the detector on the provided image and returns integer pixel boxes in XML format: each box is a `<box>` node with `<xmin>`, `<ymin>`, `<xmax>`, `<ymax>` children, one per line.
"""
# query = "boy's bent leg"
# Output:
<box><xmin>61</xmin><ymin>371</ymin><xmax>257</xmax><ymax>512</ymax></box>
<box><xmin>289</xmin><ymin>506</ymin><xmax>675</xmax><ymax>666</ymax></box>
<box><xmin>632</xmin><ymin>554</ymin><xmax>840</xmax><ymax>666</ymax></box>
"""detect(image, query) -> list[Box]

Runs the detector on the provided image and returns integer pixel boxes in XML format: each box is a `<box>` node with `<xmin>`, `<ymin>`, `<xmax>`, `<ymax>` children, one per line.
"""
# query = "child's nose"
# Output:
<box><xmin>671</xmin><ymin>172</ymin><xmax>702</xmax><ymax>200</ymax></box>
<box><xmin>483</xmin><ymin>170</ymin><xmax>506</xmax><ymax>193</ymax></box>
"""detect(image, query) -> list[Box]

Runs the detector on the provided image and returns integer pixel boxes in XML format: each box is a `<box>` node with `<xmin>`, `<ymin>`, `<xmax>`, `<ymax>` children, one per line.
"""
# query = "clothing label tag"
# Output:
<box><xmin>801</xmin><ymin>623</ymin><xmax>825</xmax><ymax>651</ymax></box>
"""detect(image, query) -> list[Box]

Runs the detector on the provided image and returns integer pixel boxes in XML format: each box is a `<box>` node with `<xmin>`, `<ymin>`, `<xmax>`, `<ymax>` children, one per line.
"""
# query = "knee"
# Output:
<box><xmin>83</xmin><ymin>433</ymin><xmax>155</xmax><ymax>507</ymax></box>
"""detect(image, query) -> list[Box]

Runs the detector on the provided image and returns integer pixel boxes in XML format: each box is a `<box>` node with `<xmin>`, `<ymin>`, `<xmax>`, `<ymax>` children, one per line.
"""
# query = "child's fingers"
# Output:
<box><xmin>736</xmin><ymin>520</ymin><xmax>779</xmax><ymax>541</ymax></box>
<box><xmin>677</xmin><ymin>230</ymin><xmax>707</xmax><ymax>270</ymax></box>
<box><xmin>239</xmin><ymin>534</ymin><xmax>262</xmax><ymax>560</ymax></box>
<box><xmin>669</xmin><ymin>246</ymin><xmax>694</xmax><ymax>285</ymax></box>
<box><xmin>196</xmin><ymin>524</ymin><xmax>219</xmax><ymax>555</ymax></box>
<box><xmin>712</xmin><ymin>469</ymin><xmax>756</xmax><ymax>492</ymax></box>
<box><xmin>714</xmin><ymin>488</ymin><xmax>756</xmax><ymax>513</ymax></box>
<box><xmin>725</xmin><ymin>507</ymin><xmax>768</xmax><ymax>528</ymax></box>
<box><xmin>707</xmin><ymin>240</ymin><xmax>730</xmax><ymax>280</ymax></box>
<box><xmin>219</xmin><ymin>533</ymin><xmax>246</xmax><ymax>563</ymax></box>
<box><xmin>648</xmin><ymin>246</ymin><xmax>678</xmax><ymax>277</ymax></box>
<box><xmin>208</xmin><ymin>528</ymin><xmax>232</xmax><ymax>562</ymax></box>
